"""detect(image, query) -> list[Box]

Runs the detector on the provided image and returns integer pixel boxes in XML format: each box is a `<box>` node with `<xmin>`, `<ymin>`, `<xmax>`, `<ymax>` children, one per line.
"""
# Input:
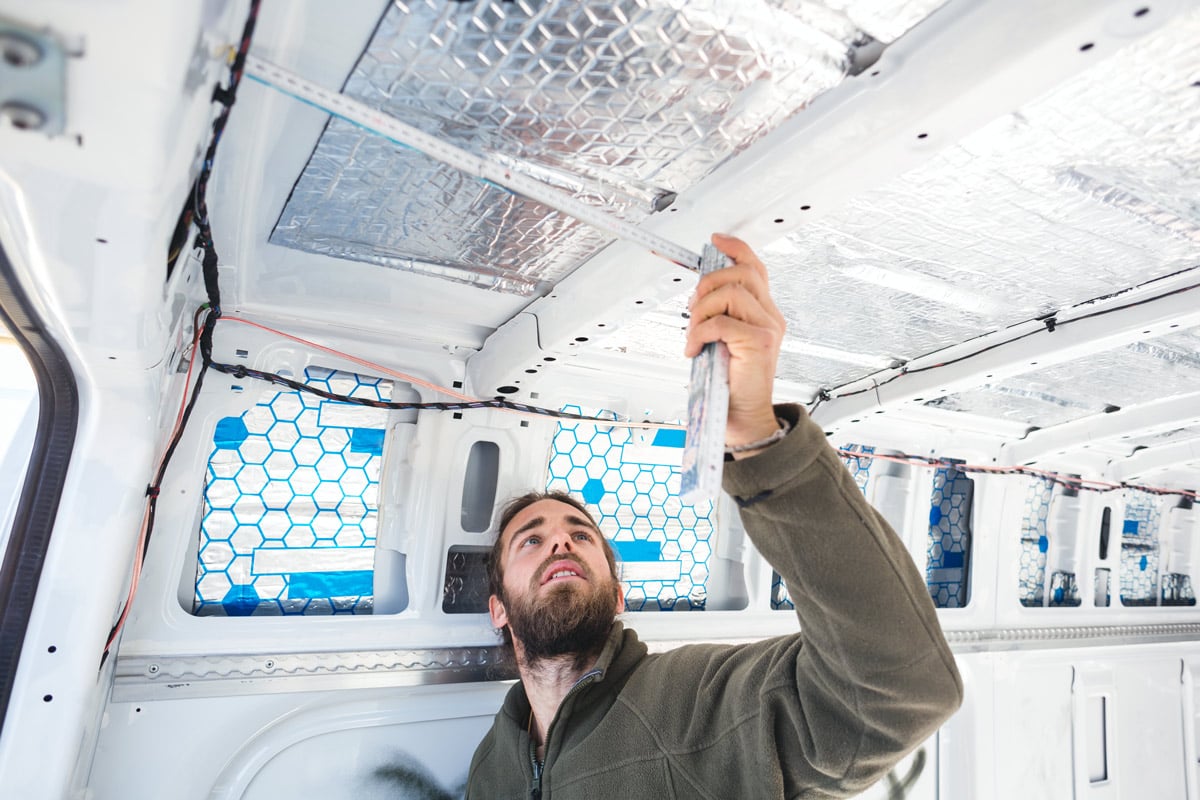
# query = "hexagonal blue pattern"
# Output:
<box><xmin>1120</xmin><ymin>495</ymin><xmax>1161</xmax><ymax>606</ymax></box>
<box><xmin>1018</xmin><ymin>479</ymin><xmax>1053</xmax><ymax>607</ymax></box>
<box><xmin>195</xmin><ymin>366</ymin><xmax>389</xmax><ymax>616</ymax></box>
<box><xmin>772</xmin><ymin>445</ymin><xmax>875</xmax><ymax>611</ymax></box>
<box><xmin>926</xmin><ymin>466</ymin><xmax>972</xmax><ymax>609</ymax></box>
<box><xmin>546</xmin><ymin>407</ymin><xmax>714</xmax><ymax>611</ymax></box>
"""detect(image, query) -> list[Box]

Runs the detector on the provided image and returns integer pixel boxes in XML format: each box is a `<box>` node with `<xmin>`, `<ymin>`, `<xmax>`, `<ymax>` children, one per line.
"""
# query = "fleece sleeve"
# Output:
<box><xmin>717</xmin><ymin>403</ymin><xmax>963</xmax><ymax>796</ymax></box>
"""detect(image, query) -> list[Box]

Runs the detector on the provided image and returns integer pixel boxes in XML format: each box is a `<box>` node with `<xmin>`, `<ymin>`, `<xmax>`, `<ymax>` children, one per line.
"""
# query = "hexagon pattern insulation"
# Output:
<box><xmin>195</xmin><ymin>367</ymin><xmax>389</xmax><ymax>616</ymax></box>
<box><xmin>546</xmin><ymin>407</ymin><xmax>714</xmax><ymax>611</ymax></box>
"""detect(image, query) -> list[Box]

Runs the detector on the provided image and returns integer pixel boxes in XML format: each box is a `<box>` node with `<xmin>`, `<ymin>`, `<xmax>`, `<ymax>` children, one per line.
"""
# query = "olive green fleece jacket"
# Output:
<box><xmin>466</xmin><ymin>404</ymin><xmax>963</xmax><ymax>799</ymax></box>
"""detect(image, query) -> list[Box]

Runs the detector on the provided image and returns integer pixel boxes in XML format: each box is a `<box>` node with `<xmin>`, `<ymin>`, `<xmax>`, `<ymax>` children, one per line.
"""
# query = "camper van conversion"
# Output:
<box><xmin>2</xmin><ymin>1</ymin><xmax>1200</xmax><ymax>797</ymax></box>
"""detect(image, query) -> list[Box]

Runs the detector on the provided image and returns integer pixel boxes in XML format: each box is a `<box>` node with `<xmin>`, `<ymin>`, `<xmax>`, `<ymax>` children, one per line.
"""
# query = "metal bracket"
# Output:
<box><xmin>0</xmin><ymin>17</ymin><xmax>67</xmax><ymax>135</ymax></box>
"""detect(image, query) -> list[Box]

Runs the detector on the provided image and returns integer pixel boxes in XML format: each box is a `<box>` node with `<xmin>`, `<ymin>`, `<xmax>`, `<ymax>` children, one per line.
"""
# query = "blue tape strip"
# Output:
<box><xmin>941</xmin><ymin>551</ymin><xmax>965</xmax><ymax>569</ymax></box>
<box><xmin>350</xmin><ymin>427</ymin><xmax>385</xmax><ymax>455</ymax></box>
<box><xmin>1122</xmin><ymin>519</ymin><xmax>1140</xmax><ymax>535</ymax></box>
<box><xmin>651</xmin><ymin>429</ymin><xmax>686</xmax><ymax>448</ymax></box>
<box><xmin>213</xmin><ymin>416</ymin><xmax>249</xmax><ymax>449</ymax></box>
<box><xmin>613</xmin><ymin>540</ymin><xmax>663</xmax><ymax>562</ymax></box>
<box><xmin>288</xmin><ymin>570</ymin><xmax>374</xmax><ymax>597</ymax></box>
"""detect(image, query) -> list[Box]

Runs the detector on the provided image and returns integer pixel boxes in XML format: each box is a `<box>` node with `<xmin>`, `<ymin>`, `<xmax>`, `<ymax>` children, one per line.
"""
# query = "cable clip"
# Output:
<box><xmin>145</xmin><ymin>485</ymin><xmax>160</xmax><ymax>498</ymax></box>
<box><xmin>1044</xmin><ymin>317</ymin><xmax>1058</xmax><ymax>333</ymax></box>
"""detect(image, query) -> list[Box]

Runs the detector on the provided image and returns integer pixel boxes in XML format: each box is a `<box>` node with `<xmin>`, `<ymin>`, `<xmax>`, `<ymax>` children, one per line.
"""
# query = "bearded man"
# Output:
<box><xmin>466</xmin><ymin>234</ymin><xmax>963</xmax><ymax>799</ymax></box>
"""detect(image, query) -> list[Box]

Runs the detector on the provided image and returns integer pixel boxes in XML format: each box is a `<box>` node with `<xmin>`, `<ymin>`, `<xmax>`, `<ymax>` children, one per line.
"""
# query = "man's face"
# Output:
<box><xmin>489</xmin><ymin>499</ymin><xmax>624</xmax><ymax>664</ymax></box>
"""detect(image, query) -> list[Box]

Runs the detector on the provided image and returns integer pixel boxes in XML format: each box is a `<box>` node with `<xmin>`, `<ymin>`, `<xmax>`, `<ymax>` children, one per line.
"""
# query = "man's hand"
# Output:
<box><xmin>684</xmin><ymin>233</ymin><xmax>786</xmax><ymax>458</ymax></box>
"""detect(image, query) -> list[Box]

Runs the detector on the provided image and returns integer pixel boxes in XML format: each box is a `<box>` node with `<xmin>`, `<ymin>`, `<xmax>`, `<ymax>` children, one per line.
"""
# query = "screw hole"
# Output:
<box><xmin>47</xmin><ymin>646</ymin><xmax>57</xmax><ymax>653</ymax></box>
<box><xmin>96</xmin><ymin>238</ymin><xmax>108</xmax><ymax>244</ymax></box>
<box><xmin>800</xmin><ymin>205</ymin><xmax>811</xmax><ymax>211</ymax></box>
<box><xmin>1134</xmin><ymin>7</ymin><xmax>1150</xmax><ymax>17</ymax></box>
<box><xmin>1079</xmin><ymin>42</ymin><xmax>1095</xmax><ymax>52</ymax></box>
<box><xmin>524</xmin><ymin>369</ymin><xmax>537</xmax><ymax>374</ymax></box>
<box><xmin>672</xmin><ymin>277</ymin><xmax>682</xmax><ymax>282</ymax></box>
<box><xmin>497</xmin><ymin>385</ymin><xmax>519</xmax><ymax>394</ymax></box>
<box><xmin>634</xmin><ymin>300</ymin><xmax>644</xmax><ymax>304</ymax></box>
<box><xmin>543</xmin><ymin>356</ymin><xmax>556</xmax><ymax>362</ymax></box>
<box><xmin>773</xmin><ymin>218</ymin><xmax>784</xmax><ymax>224</ymax></box>
<box><xmin>1</xmin><ymin>34</ymin><xmax>43</xmax><ymax>68</ymax></box>
<box><xmin>917</xmin><ymin>132</ymin><xmax>928</xmax><ymax>139</ymax></box>
<box><xmin>43</xmin><ymin>695</ymin><xmax>52</xmax><ymax>703</ymax></box>
<box><xmin>574</xmin><ymin>336</ymin><xmax>588</xmax><ymax>342</ymax></box>
<box><xmin>870</xmin><ymin>70</ymin><xmax>880</xmax><ymax>77</ymax></box>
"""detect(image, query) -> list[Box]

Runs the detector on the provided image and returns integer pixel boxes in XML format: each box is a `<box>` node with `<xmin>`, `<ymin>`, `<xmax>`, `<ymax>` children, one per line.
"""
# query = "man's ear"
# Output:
<box><xmin>489</xmin><ymin>594</ymin><xmax>508</xmax><ymax>629</ymax></box>
<box><xmin>614</xmin><ymin>584</ymin><xmax>625</xmax><ymax>614</ymax></box>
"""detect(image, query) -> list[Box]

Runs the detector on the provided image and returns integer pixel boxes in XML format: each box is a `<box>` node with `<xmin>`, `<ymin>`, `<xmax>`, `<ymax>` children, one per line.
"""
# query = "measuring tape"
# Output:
<box><xmin>244</xmin><ymin>55</ymin><xmax>702</xmax><ymax>272</ymax></box>
<box><xmin>244</xmin><ymin>55</ymin><xmax>728</xmax><ymax>501</ymax></box>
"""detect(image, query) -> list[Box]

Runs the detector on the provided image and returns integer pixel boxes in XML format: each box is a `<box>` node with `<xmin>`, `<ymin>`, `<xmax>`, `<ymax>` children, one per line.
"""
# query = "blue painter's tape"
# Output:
<box><xmin>350</xmin><ymin>427</ymin><xmax>385</xmax><ymax>455</ymax></box>
<box><xmin>613</xmin><ymin>540</ymin><xmax>663</xmax><ymax>562</ymax></box>
<box><xmin>1037</xmin><ymin>535</ymin><xmax>1049</xmax><ymax>554</ymax></box>
<box><xmin>941</xmin><ymin>551</ymin><xmax>965</xmax><ymax>569</ymax></box>
<box><xmin>1123</xmin><ymin>519</ymin><xmax>1140</xmax><ymax>535</ymax></box>
<box><xmin>213</xmin><ymin>416</ymin><xmax>249</xmax><ymax>449</ymax></box>
<box><xmin>651</xmin><ymin>429</ymin><xmax>686</xmax><ymax>448</ymax></box>
<box><xmin>289</xmin><ymin>570</ymin><xmax>374</xmax><ymax>597</ymax></box>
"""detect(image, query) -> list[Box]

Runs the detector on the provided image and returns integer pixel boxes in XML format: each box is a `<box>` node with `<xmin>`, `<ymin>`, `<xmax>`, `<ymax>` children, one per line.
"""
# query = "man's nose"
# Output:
<box><xmin>548</xmin><ymin>530</ymin><xmax>575</xmax><ymax>553</ymax></box>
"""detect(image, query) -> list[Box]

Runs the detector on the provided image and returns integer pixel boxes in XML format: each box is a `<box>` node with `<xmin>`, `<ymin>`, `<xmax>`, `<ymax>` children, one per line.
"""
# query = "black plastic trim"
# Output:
<box><xmin>0</xmin><ymin>238</ymin><xmax>79</xmax><ymax>737</ymax></box>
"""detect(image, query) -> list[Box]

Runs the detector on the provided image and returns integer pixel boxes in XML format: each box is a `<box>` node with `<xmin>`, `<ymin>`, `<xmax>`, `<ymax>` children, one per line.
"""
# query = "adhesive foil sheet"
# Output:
<box><xmin>271</xmin><ymin>0</ymin><xmax>945</xmax><ymax>294</ymax></box>
<box><xmin>764</xmin><ymin>11</ymin><xmax>1200</xmax><ymax>390</ymax></box>
<box><xmin>926</xmin><ymin>327</ymin><xmax>1200</xmax><ymax>428</ymax></box>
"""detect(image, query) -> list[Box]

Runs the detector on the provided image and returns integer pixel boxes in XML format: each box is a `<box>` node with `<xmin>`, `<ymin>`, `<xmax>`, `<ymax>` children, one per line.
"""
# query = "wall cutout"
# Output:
<box><xmin>194</xmin><ymin>367</ymin><xmax>391</xmax><ymax>615</ymax></box>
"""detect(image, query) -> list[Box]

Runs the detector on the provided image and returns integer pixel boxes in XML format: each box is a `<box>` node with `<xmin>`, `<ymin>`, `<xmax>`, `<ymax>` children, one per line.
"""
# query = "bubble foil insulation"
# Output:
<box><xmin>925</xmin><ymin>326</ymin><xmax>1200</xmax><ymax>429</ymax></box>
<box><xmin>607</xmin><ymin>11</ymin><xmax>1200</xmax><ymax>394</ymax></box>
<box><xmin>270</xmin><ymin>0</ymin><xmax>944</xmax><ymax>294</ymax></box>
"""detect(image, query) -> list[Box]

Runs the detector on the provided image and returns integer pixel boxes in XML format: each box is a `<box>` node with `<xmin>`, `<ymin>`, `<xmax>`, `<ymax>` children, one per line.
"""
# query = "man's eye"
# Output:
<box><xmin>573</xmin><ymin>532</ymin><xmax>592</xmax><ymax>542</ymax></box>
<box><xmin>522</xmin><ymin>535</ymin><xmax>540</xmax><ymax>547</ymax></box>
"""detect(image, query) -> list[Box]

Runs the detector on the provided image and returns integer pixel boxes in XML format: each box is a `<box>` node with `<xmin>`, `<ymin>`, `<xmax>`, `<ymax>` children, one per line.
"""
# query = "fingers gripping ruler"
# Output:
<box><xmin>244</xmin><ymin>56</ymin><xmax>728</xmax><ymax>500</ymax></box>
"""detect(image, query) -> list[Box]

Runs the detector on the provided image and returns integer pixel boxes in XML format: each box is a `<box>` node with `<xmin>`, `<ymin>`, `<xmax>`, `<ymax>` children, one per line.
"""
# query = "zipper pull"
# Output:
<box><xmin>529</xmin><ymin>759</ymin><xmax>542</xmax><ymax>800</ymax></box>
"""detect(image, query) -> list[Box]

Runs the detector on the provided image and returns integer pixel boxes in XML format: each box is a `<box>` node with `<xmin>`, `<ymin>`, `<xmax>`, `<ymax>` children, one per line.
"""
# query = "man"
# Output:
<box><xmin>466</xmin><ymin>234</ymin><xmax>963</xmax><ymax>799</ymax></box>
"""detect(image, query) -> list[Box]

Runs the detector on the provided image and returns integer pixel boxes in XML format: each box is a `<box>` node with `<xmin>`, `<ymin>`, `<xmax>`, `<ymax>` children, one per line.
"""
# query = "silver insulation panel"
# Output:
<box><xmin>606</xmin><ymin>11</ymin><xmax>1200</xmax><ymax>394</ymax></box>
<box><xmin>926</xmin><ymin>327</ymin><xmax>1200</xmax><ymax>428</ymax></box>
<box><xmin>271</xmin><ymin>0</ymin><xmax>943</xmax><ymax>294</ymax></box>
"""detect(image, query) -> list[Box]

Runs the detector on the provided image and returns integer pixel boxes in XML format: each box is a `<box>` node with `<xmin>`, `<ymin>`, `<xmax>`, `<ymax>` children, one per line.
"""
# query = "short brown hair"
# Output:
<box><xmin>487</xmin><ymin>490</ymin><xmax>619</xmax><ymax>603</ymax></box>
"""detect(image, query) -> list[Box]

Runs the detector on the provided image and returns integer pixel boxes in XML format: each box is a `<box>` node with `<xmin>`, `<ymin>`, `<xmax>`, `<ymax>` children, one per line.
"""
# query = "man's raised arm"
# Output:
<box><xmin>686</xmin><ymin>234</ymin><xmax>963</xmax><ymax>794</ymax></box>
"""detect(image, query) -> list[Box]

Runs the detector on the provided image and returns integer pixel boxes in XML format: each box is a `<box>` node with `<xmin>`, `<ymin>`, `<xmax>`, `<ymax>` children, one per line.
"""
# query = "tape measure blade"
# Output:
<box><xmin>679</xmin><ymin>244</ymin><xmax>731</xmax><ymax>504</ymax></box>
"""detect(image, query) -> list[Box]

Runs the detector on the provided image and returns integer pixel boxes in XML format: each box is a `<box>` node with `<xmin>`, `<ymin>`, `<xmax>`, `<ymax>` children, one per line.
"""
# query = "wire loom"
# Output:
<box><xmin>207</xmin><ymin>360</ymin><xmax>649</xmax><ymax>424</ymax></box>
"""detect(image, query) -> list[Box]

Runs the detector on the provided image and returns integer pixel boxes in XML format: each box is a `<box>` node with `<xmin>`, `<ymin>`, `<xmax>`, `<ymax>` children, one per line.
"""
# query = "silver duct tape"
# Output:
<box><xmin>766</xmin><ymin>10</ymin><xmax>1200</xmax><ymax>389</ymax></box>
<box><xmin>927</xmin><ymin>327</ymin><xmax>1200</xmax><ymax>428</ymax></box>
<box><xmin>272</xmin><ymin>0</ymin><xmax>941</xmax><ymax>294</ymax></box>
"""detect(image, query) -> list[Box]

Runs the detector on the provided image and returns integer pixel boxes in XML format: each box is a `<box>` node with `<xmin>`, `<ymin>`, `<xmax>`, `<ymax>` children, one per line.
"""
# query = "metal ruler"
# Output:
<box><xmin>243</xmin><ymin>55</ymin><xmax>728</xmax><ymax>500</ymax></box>
<box><xmin>680</xmin><ymin>245</ymin><xmax>731</xmax><ymax>504</ymax></box>
<box><xmin>244</xmin><ymin>55</ymin><xmax>701</xmax><ymax>271</ymax></box>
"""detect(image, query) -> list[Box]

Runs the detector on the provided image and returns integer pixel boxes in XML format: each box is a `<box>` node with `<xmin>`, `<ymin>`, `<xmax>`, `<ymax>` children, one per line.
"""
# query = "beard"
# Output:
<box><xmin>503</xmin><ymin>557</ymin><xmax>619</xmax><ymax>669</ymax></box>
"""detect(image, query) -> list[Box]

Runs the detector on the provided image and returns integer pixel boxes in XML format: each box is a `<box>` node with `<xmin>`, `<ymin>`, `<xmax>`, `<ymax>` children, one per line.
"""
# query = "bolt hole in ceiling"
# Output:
<box><xmin>259</xmin><ymin>0</ymin><xmax>1200</xmax><ymax>489</ymax></box>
